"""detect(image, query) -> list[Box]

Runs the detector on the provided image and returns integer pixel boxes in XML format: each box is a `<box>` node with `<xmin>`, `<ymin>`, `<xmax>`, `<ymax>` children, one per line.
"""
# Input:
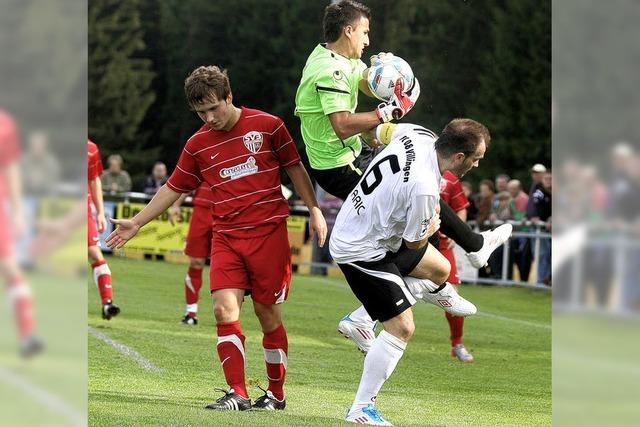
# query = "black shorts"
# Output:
<box><xmin>311</xmin><ymin>142</ymin><xmax>379</xmax><ymax>200</ymax></box>
<box><xmin>337</xmin><ymin>242</ymin><xmax>429</xmax><ymax>322</ymax></box>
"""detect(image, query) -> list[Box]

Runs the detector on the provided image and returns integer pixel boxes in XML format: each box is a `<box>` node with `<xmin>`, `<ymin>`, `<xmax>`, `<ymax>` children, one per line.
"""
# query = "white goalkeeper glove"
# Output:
<box><xmin>375</xmin><ymin>77</ymin><xmax>421</xmax><ymax>123</ymax></box>
<box><xmin>369</xmin><ymin>52</ymin><xmax>394</xmax><ymax>66</ymax></box>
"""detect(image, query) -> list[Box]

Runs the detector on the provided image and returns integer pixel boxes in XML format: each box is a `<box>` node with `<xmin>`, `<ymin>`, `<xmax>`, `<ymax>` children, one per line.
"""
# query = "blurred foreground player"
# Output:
<box><xmin>0</xmin><ymin>110</ymin><xmax>42</xmax><ymax>357</ymax></box>
<box><xmin>107</xmin><ymin>65</ymin><xmax>327</xmax><ymax>411</ymax></box>
<box><xmin>88</xmin><ymin>140</ymin><xmax>119</xmax><ymax>320</ymax></box>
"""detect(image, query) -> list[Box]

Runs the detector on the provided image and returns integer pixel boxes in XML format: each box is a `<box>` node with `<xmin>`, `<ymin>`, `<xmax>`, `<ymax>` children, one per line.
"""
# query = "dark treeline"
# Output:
<box><xmin>89</xmin><ymin>0</ymin><xmax>550</xmax><ymax>188</ymax></box>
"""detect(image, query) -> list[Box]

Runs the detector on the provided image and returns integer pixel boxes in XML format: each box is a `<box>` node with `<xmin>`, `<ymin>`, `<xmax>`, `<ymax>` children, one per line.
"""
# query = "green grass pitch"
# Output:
<box><xmin>89</xmin><ymin>257</ymin><xmax>550</xmax><ymax>426</ymax></box>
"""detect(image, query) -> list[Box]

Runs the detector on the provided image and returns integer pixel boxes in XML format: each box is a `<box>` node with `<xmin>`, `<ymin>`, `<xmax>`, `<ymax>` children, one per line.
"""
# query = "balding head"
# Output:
<box><xmin>507</xmin><ymin>179</ymin><xmax>522</xmax><ymax>198</ymax></box>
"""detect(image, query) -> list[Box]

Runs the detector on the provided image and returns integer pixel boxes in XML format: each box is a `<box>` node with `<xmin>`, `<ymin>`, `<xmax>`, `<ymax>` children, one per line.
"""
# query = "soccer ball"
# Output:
<box><xmin>366</xmin><ymin>56</ymin><xmax>415</xmax><ymax>101</ymax></box>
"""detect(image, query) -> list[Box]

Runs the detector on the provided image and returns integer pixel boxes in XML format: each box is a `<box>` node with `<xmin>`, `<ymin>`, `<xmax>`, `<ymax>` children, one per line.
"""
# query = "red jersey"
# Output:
<box><xmin>192</xmin><ymin>181</ymin><xmax>214</xmax><ymax>208</ymax></box>
<box><xmin>0</xmin><ymin>110</ymin><xmax>21</xmax><ymax>198</ymax></box>
<box><xmin>439</xmin><ymin>170</ymin><xmax>470</xmax><ymax>249</ymax></box>
<box><xmin>167</xmin><ymin>107</ymin><xmax>300</xmax><ymax>238</ymax></box>
<box><xmin>88</xmin><ymin>140</ymin><xmax>103</xmax><ymax>206</ymax></box>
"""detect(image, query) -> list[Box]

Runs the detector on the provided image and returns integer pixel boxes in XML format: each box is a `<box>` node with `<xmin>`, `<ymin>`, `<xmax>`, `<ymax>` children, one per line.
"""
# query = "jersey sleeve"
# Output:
<box><xmin>445</xmin><ymin>180</ymin><xmax>470</xmax><ymax>212</ymax></box>
<box><xmin>166</xmin><ymin>147</ymin><xmax>203</xmax><ymax>193</ymax></box>
<box><xmin>271</xmin><ymin>119</ymin><xmax>301</xmax><ymax>167</ymax></box>
<box><xmin>315</xmin><ymin>65</ymin><xmax>353</xmax><ymax>115</ymax></box>
<box><xmin>0</xmin><ymin>117</ymin><xmax>21</xmax><ymax>167</ymax></box>
<box><xmin>87</xmin><ymin>142</ymin><xmax>103</xmax><ymax>181</ymax></box>
<box><xmin>403</xmin><ymin>181</ymin><xmax>439</xmax><ymax>242</ymax></box>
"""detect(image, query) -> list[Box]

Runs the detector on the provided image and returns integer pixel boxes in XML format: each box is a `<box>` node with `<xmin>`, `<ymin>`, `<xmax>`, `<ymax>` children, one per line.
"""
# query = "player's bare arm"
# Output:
<box><xmin>328</xmin><ymin>110</ymin><xmax>380</xmax><ymax>142</ymax></box>
<box><xmin>106</xmin><ymin>184</ymin><xmax>181</xmax><ymax>249</ymax></box>
<box><xmin>284</xmin><ymin>163</ymin><xmax>328</xmax><ymax>247</ymax></box>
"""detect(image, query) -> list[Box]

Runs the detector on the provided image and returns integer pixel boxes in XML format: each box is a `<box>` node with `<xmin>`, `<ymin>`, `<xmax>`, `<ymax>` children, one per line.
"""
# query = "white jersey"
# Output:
<box><xmin>330</xmin><ymin>124</ymin><xmax>443</xmax><ymax>263</ymax></box>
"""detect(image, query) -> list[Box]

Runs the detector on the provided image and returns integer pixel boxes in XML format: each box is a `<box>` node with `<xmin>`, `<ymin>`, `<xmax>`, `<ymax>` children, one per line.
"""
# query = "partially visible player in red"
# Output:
<box><xmin>169</xmin><ymin>182</ymin><xmax>214</xmax><ymax>325</ymax></box>
<box><xmin>439</xmin><ymin>170</ymin><xmax>474</xmax><ymax>362</ymax></box>
<box><xmin>0</xmin><ymin>109</ymin><xmax>42</xmax><ymax>357</ymax></box>
<box><xmin>107</xmin><ymin>65</ymin><xmax>327</xmax><ymax>411</ymax></box>
<box><xmin>88</xmin><ymin>139</ymin><xmax>120</xmax><ymax>320</ymax></box>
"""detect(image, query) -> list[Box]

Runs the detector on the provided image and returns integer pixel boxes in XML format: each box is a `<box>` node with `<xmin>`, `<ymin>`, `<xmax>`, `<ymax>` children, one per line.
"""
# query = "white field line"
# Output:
<box><xmin>0</xmin><ymin>365</ymin><xmax>85</xmax><ymax>427</ymax></box>
<box><xmin>477</xmin><ymin>311</ymin><xmax>551</xmax><ymax>329</ymax></box>
<box><xmin>88</xmin><ymin>327</ymin><xmax>162</xmax><ymax>373</ymax></box>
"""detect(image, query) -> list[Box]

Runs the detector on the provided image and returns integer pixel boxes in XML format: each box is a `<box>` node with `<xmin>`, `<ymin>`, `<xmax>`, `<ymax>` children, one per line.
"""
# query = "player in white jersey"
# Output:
<box><xmin>332</xmin><ymin>119</ymin><xmax>489</xmax><ymax>426</ymax></box>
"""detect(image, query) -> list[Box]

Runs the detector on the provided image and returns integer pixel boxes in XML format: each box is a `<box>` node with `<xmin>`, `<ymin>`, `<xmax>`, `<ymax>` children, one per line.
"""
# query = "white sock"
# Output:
<box><xmin>350</xmin><ymin>330</ymin><xmax>407</xmax><ymax>413</ymax></box>
<box><xmin>348</xmin><ymin>305</ymin><xmax>375</xmax><ymax>328</ymax></box>
<box><xmin>403</xmin><ymin>276</ymin><xmax>441</xmax><ymax>299</ymax></box>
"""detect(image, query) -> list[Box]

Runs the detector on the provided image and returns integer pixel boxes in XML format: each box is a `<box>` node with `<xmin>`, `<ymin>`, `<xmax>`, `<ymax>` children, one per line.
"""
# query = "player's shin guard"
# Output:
<box><xmin>92</xmin><ymin>260</ymin><xmax>113</xmax><ymax>304</ymax></box>
<box><xmin>216</xmin><ymin>321</ymin><xmax>248</xmax><ymax>398</ymax></box>
<box><xmin>185</xmin><ymin>267</ymin><xmax>203</xmax><ymax>317</ymax></box>
<box><xmin>351</xmin><ymin>330</ymin><xmax>406</xmax><ymax>413</ymax></box>
<box><xmin>262</xmin><ymin>323</ymin><xmax>288</xmax><ymax>401</ymax></box>
<box><xmin>8</xmin><ymin>278</ymin><xmax>35</xmax><ymax>338</ymax></box>
<box><xmin>445</xmin><ymin>312</ymin><xmax>464</xmax><ymax>347</ymax></box>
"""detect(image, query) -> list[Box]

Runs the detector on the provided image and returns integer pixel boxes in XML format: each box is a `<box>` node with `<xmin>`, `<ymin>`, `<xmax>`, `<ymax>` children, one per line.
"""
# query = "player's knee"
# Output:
<box><xmin>434</xmin><ymin>260</ymin><xmax>451</xmax><ymax>285</ymax></box>
<box><xmin>398</xmin><ymin>318</ymin><xmax>415</xmax><ymax>341</ymax></box>
<box><xmin>189</xmin><ymin>257</ymin><xmax>206</xmax><ymax>269</ymax></box>
<box><xmin>213</xmin><ymin>302</ymin><xmax>237</xmax><ymax>323</ymax></box>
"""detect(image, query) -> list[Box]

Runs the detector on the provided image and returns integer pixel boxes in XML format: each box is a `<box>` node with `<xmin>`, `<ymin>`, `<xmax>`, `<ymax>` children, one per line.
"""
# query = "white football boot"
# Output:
<box><xmin>404</xmin><ymin>277</ymin><xmax>477</xmax><ymax>316</ymax></box>
<box><xmin>451</xmin><ymin>344</ymin><xmax>475</xmax><ymax>363</ymax></box>
<box><xmin>345</xmin><ymin>404</ymin><xmax>394</xmax><ymax>426</ymax></box>
<box><xmin>466</xmin><ymin>224</ymin><xmax>513</xmax><ymax>268</ymax></box>
<box><xmin>338</xmin><ymin>315</ymin><xmax>376</xmax><ymax>354</ymax></box>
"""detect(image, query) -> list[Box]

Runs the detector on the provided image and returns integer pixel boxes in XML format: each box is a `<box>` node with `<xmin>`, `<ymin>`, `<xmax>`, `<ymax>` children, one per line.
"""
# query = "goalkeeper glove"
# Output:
<box><xmin>375</xmin><ymin>77</ymin><xmax>421</xmax><ymax>123</ymax></box>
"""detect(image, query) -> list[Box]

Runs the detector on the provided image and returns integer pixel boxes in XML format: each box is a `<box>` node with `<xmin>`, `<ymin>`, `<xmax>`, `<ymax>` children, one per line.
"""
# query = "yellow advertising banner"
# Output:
<box><xmin>115</xmin><ymin>203</ymin><xmax>191</xmax><ymax>254</ymax></box>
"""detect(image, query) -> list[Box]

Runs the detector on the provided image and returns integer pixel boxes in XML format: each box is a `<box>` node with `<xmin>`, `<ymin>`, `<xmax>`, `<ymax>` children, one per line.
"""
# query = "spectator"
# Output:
<box><xmin>461</xmin><ymin>181</ymin><xmax>478</xmax><ymax>221</ymax></box>
<box><xmin>493</xmin><ymin>174</ymin><xmax>510</xmax><ymax>209</ymax></box>
<box><xmin>507</xmin><ymin>179</ymin><xmax>532</xmax><ymax>281</ymax></box>
<box><xmin>100</xmin><ymin>154</ymin><xmax>132</xmax><ymax>195</ymax></box>
<box><xmin>475</xmin><ymin>179</ymin><xmax>495</xmax><ymax>225</ymax></box>
<box><xmin>20</xmin><ymin>130</ymin><xmax>61</xmax><ymax>196</ymax></box>
<box><xmin>492</xmin><ymin>191</ymin><xmax>515</xmax><ymax>221</ymax></box>
<box><xmin>532</xmin><ymin>170</ymin><xmax>552</xmax><ymax>285</ymax></box>
<box><xmin>527</xmin><ymin>163</ymin><xmax>546</xmax><ymax>218</ymax></box>
<box><xmin>143</xmin><ymin>161</ymin><xmax>168</xmax><ymax>195</ymax></box>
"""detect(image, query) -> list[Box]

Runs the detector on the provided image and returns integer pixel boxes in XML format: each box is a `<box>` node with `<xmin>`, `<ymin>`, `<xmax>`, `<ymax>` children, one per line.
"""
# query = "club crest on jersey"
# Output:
<box><xmin>219</xmin><ymin>156</ymin><xmax>258</xmax><ymax>180</ymax></box>
<box><xmin>243</xmin><ymin>131</ymin><xmax>263</xmax><ymax>154</ymax></box>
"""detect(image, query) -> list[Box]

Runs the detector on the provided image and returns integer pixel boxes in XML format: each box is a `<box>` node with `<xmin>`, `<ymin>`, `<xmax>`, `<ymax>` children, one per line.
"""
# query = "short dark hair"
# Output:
<box><xmin>184</xmin><ymin>65</ymin><xmax>231</xmax><ymax>108</ymax></box>
<box><xmin>480</xmin><ymin>179</ymin><xmax>495</xmax><ymax>192</ymax></box>
<box><xmin>323</xmin><ymin>0</ymin><xmax>371</xmax><ymax>43</ymax></box>
<box><xmin>435</xmin><ymin>118</ymin><xmax>491</xmax><ymax>157</ymax></box>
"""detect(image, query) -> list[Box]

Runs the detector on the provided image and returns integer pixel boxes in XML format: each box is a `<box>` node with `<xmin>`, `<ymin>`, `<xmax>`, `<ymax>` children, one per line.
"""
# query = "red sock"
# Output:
<box><xmin>9</xmin><ymin>278</ymin><xmax>34</xmax><ymax>338</ymax></box>
<box><xmin>216</xmin><ymin>321</ymin><xmax>248</xmax><ymax>398</ymax></box>
<box><xmin>263</xmin><ymin>323</ymin><xmax>288</xmax><ymax>401</ymax></box>
<box><xmin>185</xmin><ymin>267</ymin><xmax>203</xmax><ymax>317</ymax></box>
<box><xmin>92</xmin><ymin>260</ymin><xmax>113</xmax><ymax>304</ymax></box>
<box><xmin>445</xmin><ymin>312</ymin><xmax>465</xmax><ymax>347</ymax></box>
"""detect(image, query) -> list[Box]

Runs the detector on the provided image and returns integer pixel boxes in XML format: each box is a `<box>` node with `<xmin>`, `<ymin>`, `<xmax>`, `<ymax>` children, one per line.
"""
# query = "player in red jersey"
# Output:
<box><xmin>169</xmin><ymin>182</ymin><xmax>214</xmax><ymax>325</ymax></box>
<box><xmin>0</xmin><ymin>110</ymin><xmax>42</xmax><ymax>357</ymax></box>
<box><xmin>439</xmin><ymin>170</ymin><xmax>474</xmax><ymax>362</ymax></box>
<box><xmin>107</xmin><ymin>65</ymin><xmax>327</xmax><ymax>411</ymax></box>
<box><xmin>88</xmin><ymin>140</ymin><xmax>120</xmax><ymax>320</ymax></box>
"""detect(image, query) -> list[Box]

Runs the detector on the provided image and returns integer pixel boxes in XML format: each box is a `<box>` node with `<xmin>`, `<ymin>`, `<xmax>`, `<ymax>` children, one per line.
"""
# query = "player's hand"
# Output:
<box><xmin>426</xmin><ymin>211</ymin><xmax>441</xmax><ymax>238</ymax></box>
<box><xmin>97</xmin><ymin>212</ymin><xmax>107</xmax><ymax>233</ymax></box>
<box><xmin>375</xmin><ymin>77</ymin><xmax>421</xmax><ymax>122</ymax></box>
<box><xmin>309</xmin><ymin>207</ymin><xmax>327</xmax><ymax>248</ymax></box>
<box><xmin>106</xmin><ymin>218</ymin><xmax>140</xmax><ymax>249</ymax></box>
<box><xmin>168</xmin><ymin>205</ymin><xmax>181</xmax><ymax>226</ymax></box>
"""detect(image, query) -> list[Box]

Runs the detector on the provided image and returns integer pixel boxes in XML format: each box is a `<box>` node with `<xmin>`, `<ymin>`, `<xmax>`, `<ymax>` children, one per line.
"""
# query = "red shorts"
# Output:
<box><xmin>210</xmin><ymin>221</ymin><xmax>291</xmax><ymax>305</ymax></box>
<box><xmin>184</xmin><ymin>204</ymin><xmax>213</xmax><ymax>258</ymax></box>
<box><xmin>87</xmin><ymin>201</ymin><xmax>100</xmax><ymax>247</ymax></box>
<box><xmin>0</xmin><ymin>205</ymin><xmax>13</xmax><ymax>257</ymax></box>
<box><xmin>439</xmin><ymin>246</ymin><xmax>460</xmax><ymax>284</ymax></box>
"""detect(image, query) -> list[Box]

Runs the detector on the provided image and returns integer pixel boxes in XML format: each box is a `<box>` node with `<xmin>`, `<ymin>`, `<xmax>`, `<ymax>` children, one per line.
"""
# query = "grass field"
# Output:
<box><xmin>88</xmin><ymin>257</ymin><xmax>551</xmax><ymax>426</ymax></box>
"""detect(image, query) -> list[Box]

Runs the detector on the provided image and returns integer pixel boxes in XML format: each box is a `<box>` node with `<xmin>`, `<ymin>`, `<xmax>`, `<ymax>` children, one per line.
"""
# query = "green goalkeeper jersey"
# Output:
<box><xmin>295</xmin><ymin>44</ymin><xmax>367</xmax><ymax>170</ymax></box>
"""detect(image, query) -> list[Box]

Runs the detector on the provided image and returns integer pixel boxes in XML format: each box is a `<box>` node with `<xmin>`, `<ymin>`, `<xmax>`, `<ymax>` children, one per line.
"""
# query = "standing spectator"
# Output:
<box><xmin>20</xmin><ymin>130</ymin><xmax>61</xmax><ymax>196</ymax></box>
<box><xmin>532</xmin><ymin>171</ymin><xmax>552</xmax><ymax>285</ymax></box>
<box><xmin>527</xmin><ymin>163</ymin><xmax>546</xmax><ymax>217</ymax></box>
<box><xmin>491</xmin><ymin>191</ymin><xmax>515</xmax><ymax>221</ymax></box>
<box><xmin>100</xmin><ymin>154</ymin><xmax>132</xmax><ymax>195</ymax></box>
<box><xmin>462</xmin><ymin>180</ymin><xmax>478</xmax><ymax>221</ymax></box>
<box><xmin>143</xmin><ymin>161</ymin><xmax>168</xmax><ymax>195</ymax></box>
<box><xmin>508</xmin><ymin>179</ymin><xmax>533</xmax><ymax>281</ymax></box>
<box><xmin>475</xmin><ymin>179</ymin><xmax>495</xmax><ymax>225</ymax></box>
<box><xmin>495</xmin><ymin>174</ymin><xmax>510</xmax><ymax>193</ymax></box>
<box><xmin>507</xmin><ymin>179</ymin><xmax>529</xmax><ymax>217</ymax></box>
